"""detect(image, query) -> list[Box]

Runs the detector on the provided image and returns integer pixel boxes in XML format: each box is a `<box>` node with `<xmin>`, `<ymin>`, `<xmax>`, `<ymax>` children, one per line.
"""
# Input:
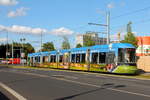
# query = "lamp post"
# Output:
<box><xmin>56</xmin><ymin>49</ymin><xmax>60</xmax><ymax>68</ymax></box>
<box><xmin>11</xmin><ymin>40</ymin><xmax>14</xmax><ymax>64</ymax></box>
<box><xmin>6</xmin><ymin>31</ymin><xmax>9</xmax><ymax>64</ymax></box>
<box><xmin>20</xmin><ymin>38</ymin><xmax>26</xmax><ymax>65</ymax></box>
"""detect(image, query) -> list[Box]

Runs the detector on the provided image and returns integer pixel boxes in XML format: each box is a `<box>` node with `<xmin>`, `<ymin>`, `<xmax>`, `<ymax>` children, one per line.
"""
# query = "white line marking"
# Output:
<box><xmin>52</xmin><ymin>77</ymin><xmax>100</xmax><ymax>88</ymax></box>
<box><xmin>0</xmin><ymin>82</ymin><xmax>27</xmax><ymax>100</ymax></box>
<box><xmin>25</xmin><ymin>73</ymin><xmax>49</xmax><ymax>78</ymax></box>
<box><xmin>109</xmin><ymin>88</ymin><xmax>150</xmax><ymax>98</ymax></box>
<box><xmin>51</xmin><ymin>77</ymin><xmax>150</xmax><ymax>98</ymax></box>
<box><xmin>2</xmin><ymin>70</ymin><xmax>150</xmax><ymax>98</ymax></box>
<box><xmin>52</xmin><ymin>75</ymin><xmax>78</xmax><ymax>79</ymax></box>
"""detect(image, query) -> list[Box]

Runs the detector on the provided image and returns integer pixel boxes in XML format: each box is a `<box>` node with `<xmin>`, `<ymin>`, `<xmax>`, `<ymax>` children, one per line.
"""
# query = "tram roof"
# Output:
<box><xmin>111</xmin><ymin>43</ymin><xmax>135</xmax><ymax>48</ymax></box>
<box><xmin>28</xmin><ymin>43</ymin><xmax>135</xmax><ymax>57</ymax></box>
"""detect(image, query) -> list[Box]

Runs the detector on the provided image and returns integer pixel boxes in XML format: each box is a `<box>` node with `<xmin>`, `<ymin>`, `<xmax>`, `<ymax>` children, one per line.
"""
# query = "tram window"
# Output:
<box><xmin>43</xmin><ymin>56</ymin><xmax>45</xmax><ymax>62</ymax></box>
<box><xmin>59</xmin><ymin>55</ymin><xmax>63</xmax><ymax>62</ymax></box>
<box><xmin>53</xmin><ymin>56</ymin><xmax>56</xmax><ymax>62</ymax></box>
<box><xmin>76</xmin><ymin>54</ymin><xmax>80</xmax><ymax>63</ymax></box>
<box><xmin>127</xmin><ymin>48</ymin><xmax>136</xmax><ymax>62</ymax></box>
<box><xmin>71</xmin><ymin>54</ymin><xmax>75</xmax><ymax>63</ymax></box>
<box><xmin>38</xmin><ymin>57</ymin><xmax>40</xmax><ymax>62</ymax></box>
<box><xmin>35</xmin><ymin>57</ymin><xmax>38</xmax><ymax>62</ymax></box>
<box><xmin>92</xmin><ymin>53</ymin><xmax>98</xmax><ymax>64</ymax></box>
<box><xmin>50</xmin><ymin>56</ymin><xmax>53</xmax><ymax>62</ymax></box>
<box><xmin>50</xmin><ymin>55</ymin><xmax>56</xmax><ymax>62</ymax></box>
<box><xmin>81</xmin><ymin>54</ymin><xmax>85</xmax><ymax>63</ymax></box>
<box><xmin>118</xmin><ymin>48</ymin><xmax>125</xmax><ymax>62</ymax></box>
<box><xmin>99</xmin><ymin>53</ymin><xmax>106</xmax><ymax>63</ymax></box>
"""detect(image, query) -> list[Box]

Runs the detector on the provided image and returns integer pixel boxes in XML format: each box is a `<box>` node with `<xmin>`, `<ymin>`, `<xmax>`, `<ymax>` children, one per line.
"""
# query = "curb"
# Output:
<box><xmin>7</xmin><ymin>65</ymin><xmax>150</xmax><ymax>81</ymax></box>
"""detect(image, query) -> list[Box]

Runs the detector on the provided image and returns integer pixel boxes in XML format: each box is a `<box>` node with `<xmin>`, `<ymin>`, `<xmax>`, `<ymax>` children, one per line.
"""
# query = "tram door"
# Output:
<box><xmin>63</xmin><ymin>52</ymin><xmax>71</xmax><ymax>67</ymax></box>
<box><xmin>106</xmin><ymin>52</ymin><xmax>115</xmax><ymax>64</ymax></box>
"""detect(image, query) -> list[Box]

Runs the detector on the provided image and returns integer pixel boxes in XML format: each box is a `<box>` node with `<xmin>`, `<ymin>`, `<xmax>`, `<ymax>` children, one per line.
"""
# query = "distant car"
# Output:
<box><xmin>8</xmin><ymin>58</ymin><xmax>21</xmax><ymax>64</ymax></box>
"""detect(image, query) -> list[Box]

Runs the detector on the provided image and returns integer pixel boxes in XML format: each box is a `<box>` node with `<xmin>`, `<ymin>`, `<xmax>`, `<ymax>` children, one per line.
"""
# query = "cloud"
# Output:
<box><xmin>0</xmin><ymin>38</ymin><xmax>8</xmax><ymax>42</ymax></box>
<box><xmin>7</xmin><ymin>7</ymin><xmax>29</xmax><ymax>18</ymax></box>
<box><xmin>0</xmin><ymin>25</ymin><xmax>74</xmax><ymax>36</ymax></box>
<box><xmin>50</xmin><ymin>27</ymin><xmax>74</xmax><ymax>36</ymax></box>
<box><xmin>0</xmin><ymin>0</ymin><xmax>18</xmax><ymax>6</ymax></box>
<box><xmin>0</xmin><ymin>25</ymin><xmax>7</xmax><ymax>31</ymax></box>
<box><xmin>8</xmin><ymin>25</ymin><xmax>47</xmax><ymax>34</ymax></box>
<box><xmin>107</xmin><ymin>2</ymin><xmax>115</xmax><ymax>9</ymax></box>
<box><xmin>0</xmin><ymin>25</ymin><xmax>47</xmax><ymax>35</ymax></box>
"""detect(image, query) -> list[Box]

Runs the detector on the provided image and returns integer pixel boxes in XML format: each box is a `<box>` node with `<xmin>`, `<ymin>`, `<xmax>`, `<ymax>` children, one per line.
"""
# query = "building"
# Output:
<box><xmin>76</xmin><ymin>32</ymin><xmax>107</xmax><ymax>46</ymax></box>
<box><xmin>136</xmin><ymin>36</ymin><xmax>150</xmax><ymax>56</ymax></box>
<box><xmin>136</xmin><ymin>36</ymin><xmax>150</xmax><ymax>72</ymax></box>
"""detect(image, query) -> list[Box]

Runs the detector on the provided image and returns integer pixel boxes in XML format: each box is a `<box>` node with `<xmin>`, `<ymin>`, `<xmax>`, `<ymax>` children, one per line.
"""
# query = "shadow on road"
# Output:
<box><xmin>54</xmin><ymin>83</ymin><xmax>126</xmax><ymax>100</ymax></box>
<box><xmin>0</xmin><ymin>92</ymin><xmax>10</xmax><ymax>100</ymax></box>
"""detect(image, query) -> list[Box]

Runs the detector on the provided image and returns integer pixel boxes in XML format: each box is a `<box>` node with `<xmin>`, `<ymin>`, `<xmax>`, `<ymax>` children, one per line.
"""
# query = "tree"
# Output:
<box><xmin>13</xmin><ymin>42</ymin><xmax>35</xmax><ymax>58</ymax></box>
<box><xmin>76</xmin><ymin>43</ymin><xmax>82</xmax><ymax>48</ymax></box>
<box><xmin>0</xmin><ymin>42</ymin><xmax>35</xmax><ymax>58</ymax></box>
<box><xmin>121</xmin><ymin>22</ymin><xmax>138</xmax><ymax>47</ymax></box>
<box><xmin>42</xmin><ymin>42</ymin><xmax>55</xmax><ymax>51</ymax></box>
<box><xmin>83</xmin><ymin>35</ymin><xmax>95</xmax><ymax>47</ymax></box>
<box><xmin>0</xmin><ymin>44</ymin><xmax>6</xmax><ymax>58</ymax></box>
<box><xmin>62</xmin><ymin>36</ymin><xmax>70</xmax><ymax>49</ymax></box>
<box><xmin>24</xmin><ymin>43</ymin><xmax>35</xmax><ymax>58</ymax></box>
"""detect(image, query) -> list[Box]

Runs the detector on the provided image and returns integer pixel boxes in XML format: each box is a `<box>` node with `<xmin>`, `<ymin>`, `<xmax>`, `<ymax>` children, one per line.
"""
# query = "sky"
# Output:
<box><xmin>0</xmin><ymin>0</ymin><xmax>150</xmax><ymax>51</ymax></box>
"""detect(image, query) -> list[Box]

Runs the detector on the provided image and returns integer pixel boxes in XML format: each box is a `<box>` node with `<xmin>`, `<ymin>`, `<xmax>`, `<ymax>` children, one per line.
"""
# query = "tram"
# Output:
<box><xmin>28</xmin><ymin>43</ymin><xmax>138</xmax><ymax>74</ymax></box>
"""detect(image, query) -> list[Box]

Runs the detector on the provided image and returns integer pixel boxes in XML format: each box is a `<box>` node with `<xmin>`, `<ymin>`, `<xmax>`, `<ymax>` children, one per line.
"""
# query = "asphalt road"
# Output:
<box><xmin>0</xmin><ymin>66</ymin><xmax>150</xmax><ymax>100</ymax></box>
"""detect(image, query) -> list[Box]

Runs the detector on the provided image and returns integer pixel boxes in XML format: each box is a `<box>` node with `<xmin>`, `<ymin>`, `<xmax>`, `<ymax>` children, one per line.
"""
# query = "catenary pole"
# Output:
<box><xmin>107</xmin><ymin>11</ymin><xmax>110</xmax><ymax>44</ymax></box>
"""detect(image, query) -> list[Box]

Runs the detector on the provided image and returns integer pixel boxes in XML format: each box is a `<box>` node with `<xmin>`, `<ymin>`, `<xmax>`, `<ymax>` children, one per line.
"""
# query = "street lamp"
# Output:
<box><xmin>11</xmin><ymin>40</ymin><xmax>14</xmax><ymax>64</ymax></box>
<box><xmin>20</xmin><ymin>38</ymin><xmax>26</xmax><ymax>65</ymax></box>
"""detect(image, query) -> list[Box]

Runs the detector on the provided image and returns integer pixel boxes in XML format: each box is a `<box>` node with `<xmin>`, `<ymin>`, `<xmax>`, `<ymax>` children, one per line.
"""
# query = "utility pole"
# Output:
<box><xmin>12</xmin><ymin>41</ymin><xmax>14</xmax><ymax>64</ymax></box>
<box><xmin>106</xmin><ymin>11</ymin><xmax>110</xmax><ymax>44</ymax></box>
<box><xmin>20</xmin><ymin>38</ymin><xmax>26</xmax><ymax>65</ymax></box>
<box><xmin>88</xmin><ymin>11</ymin><xmax>110</xmax><ymax>44</ymax></box>
<box><xmin>6</xmin><ymin>31</ymin><xmax>9</xmax><ymax>64</ymax></box>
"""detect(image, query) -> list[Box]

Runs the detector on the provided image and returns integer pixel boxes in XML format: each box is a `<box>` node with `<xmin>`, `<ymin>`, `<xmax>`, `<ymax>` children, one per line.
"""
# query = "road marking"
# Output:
<box><xmin>8</xmin><ymin>66</ymin><xmax>150</xmax><ymax>81</ymax></box>
<box><xmin>51</xmin><ymin>76</ymin><xmax>150</xmax><ymax>98</ymax></box>
<box><xmin>51</xmin><ymin>77</ymin><xmax>100</xmax><ymax>88</ymax></box>
<box><xmin>52</xmin><ymin>75</ymin><xmax>78</xmax><ymax>79</ymax></box>
<box><xmin>2</xmin><ymin>69</ymin><xmax>150</xmax><ymax>98</ymax></box>
<box><xmin>0</xmin><ymin>82</ymin><xmax>27</xmax><ymax>100</ymax></box>
<box><xmin>24</xmin><ymin>72</ymin><xmax>49</xmax><ymax>78</ymax></box>
<box><xmin>109</xmin><ymin>88</ymin><xmax>150</xmax><ymax>98</ymax></box>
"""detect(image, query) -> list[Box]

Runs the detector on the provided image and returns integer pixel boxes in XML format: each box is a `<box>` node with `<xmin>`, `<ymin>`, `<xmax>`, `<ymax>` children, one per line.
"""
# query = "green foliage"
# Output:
<box><xmin>24</xmin><ymin>43</ymin><xmax>35</xmax><ymax>58</ymax></box>
<box><xmin>121</xmin><ymin>22</ymin><xmax>138</xmax><ymax>47</ymax></box>
<box><xmin>0</xmin><ymin>42</ymin><xmax>35</xmax><ymax>58</ymax></box>
<box><xmin>76</xmin><ymin>43</ymin><xmax>82</xmax><ymax>48</ymax></box>
<box><xmin>0</xmin><ymin>44</ymin><xmax>6</xmax><ymax>58</ymax></box>
<box><xmin>121</xmin><ymin>32</ymin><xmax>138</xmax><ymax>47</ymax></box>
<box><xmin>62</xmin><ymin>36</ymin><xmax>70</xmax><ymax>49</ymax></box>
<box><xmin>83</xmin><ymin>35</ymin><xmax>95</xmax><ymax>47</ymax></box>
<box><xmin>42</xmin><ymin>42</ymin><xmax>55</xmax><ymax>51</ymax></box>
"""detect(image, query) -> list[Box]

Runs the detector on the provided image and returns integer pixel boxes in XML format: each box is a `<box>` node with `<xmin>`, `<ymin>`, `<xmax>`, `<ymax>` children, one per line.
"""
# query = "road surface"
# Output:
<box><xmin>0</xmin><ymin>66</ymin><xmax>150</xmax><ymax>100</ymax></box>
